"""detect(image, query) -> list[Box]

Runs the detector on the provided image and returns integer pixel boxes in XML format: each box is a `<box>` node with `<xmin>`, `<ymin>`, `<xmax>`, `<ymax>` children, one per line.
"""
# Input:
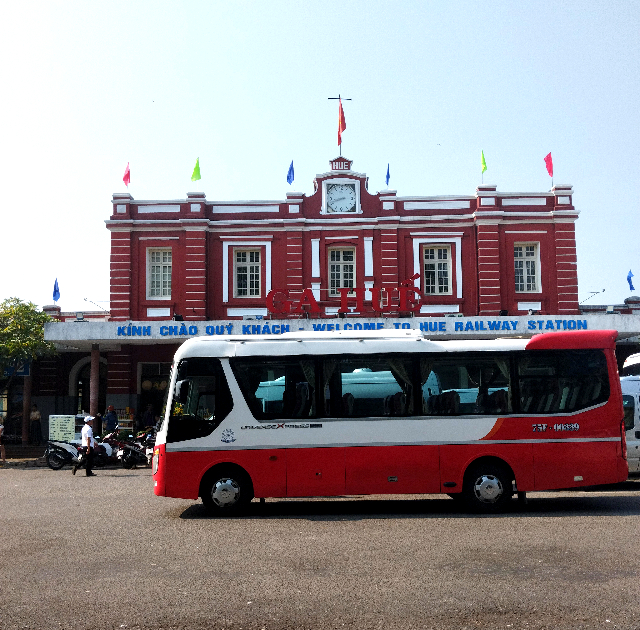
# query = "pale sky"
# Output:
<box><xmin>1</xmin><ymin>1</ymin><xmax>638</xmax><ymax>312</ymax></box>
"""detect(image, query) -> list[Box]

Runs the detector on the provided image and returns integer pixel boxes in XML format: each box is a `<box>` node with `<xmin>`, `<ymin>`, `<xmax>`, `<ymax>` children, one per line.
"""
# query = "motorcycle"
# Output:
<box><xmin>45</xmin><ymin>440</ymin><xmax>79</xmax><ymax>470</ymax></box>
<box><xmin>137</xmin><ymin>428</ymin><xmax>157</xmax><ymax>465</ymax></box>
<box><xmin>116</xmin><ymin>427</ymin><xmax>156</xmax><ymax>468</ymax></box>
<box><xmin>101</xmin><ymin>427</ymin><xmax>143</xmax><ymax>468</ymax></box>
<box><xmin>118</xmin><ymin>441</ymin><xmax>149</xmax><ymax>468</ymax></box>
<box><xmin>45</xmin><ymin>439</ymin><xmax>110</xmax><ymax>470</ymax></box>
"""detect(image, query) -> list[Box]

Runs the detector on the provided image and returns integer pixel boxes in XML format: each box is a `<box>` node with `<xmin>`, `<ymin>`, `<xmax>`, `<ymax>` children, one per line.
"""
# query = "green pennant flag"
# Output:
<box><xmin>191</xmin><ymin>158</ymin><xmax>201</xmax><ymax>182</ymax></box>
<box><xmin>481</xmin><ymin>150</ymin><xmax>487</xmax><ymax>174</ymax></box>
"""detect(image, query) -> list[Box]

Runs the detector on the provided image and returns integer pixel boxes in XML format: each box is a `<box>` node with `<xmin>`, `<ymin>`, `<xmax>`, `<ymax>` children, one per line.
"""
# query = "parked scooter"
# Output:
<box><xmin>45</xmin><ymin>439</ymin><xmax>110</xmax><ymax>470</ymax></box>
<box><xmin>45</xmin><ymin>440</ymin><xmax>79</xmax><ymax>470</ymax></box>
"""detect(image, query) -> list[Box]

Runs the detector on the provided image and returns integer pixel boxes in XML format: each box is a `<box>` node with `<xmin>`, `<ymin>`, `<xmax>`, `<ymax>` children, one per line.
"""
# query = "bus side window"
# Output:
<box><xmin>321</xmin><ymin>355</ymin><xmax>411</xmax><ymax>418</ymax></box>
<box><xmin>231</xmin><ymin>359</ymin><xmax>316</xmax><ymax>420</ymax></box>
<box><xmin>517</xmin><ymin>350</ymin><xmax>609</xmax><ymax>415</ymax></box>
<box><xmin>421</xmin><ymin>356</ymin><xmax>511</xmax><ymax>416</ymax></box>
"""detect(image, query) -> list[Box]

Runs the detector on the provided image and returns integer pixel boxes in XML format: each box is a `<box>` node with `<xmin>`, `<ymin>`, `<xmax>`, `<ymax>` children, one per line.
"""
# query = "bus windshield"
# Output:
<box><xmin>166</xmin><ymin>357</ymin><xmax>233</xmax><ymax>443</ymax></box>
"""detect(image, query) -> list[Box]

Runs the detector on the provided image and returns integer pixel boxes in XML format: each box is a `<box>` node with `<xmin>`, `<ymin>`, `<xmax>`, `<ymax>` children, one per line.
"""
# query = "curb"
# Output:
<box><xmin>1</xmin><ymin>458</ymin><xmax>48</xmax><ymax>468</ymax></box>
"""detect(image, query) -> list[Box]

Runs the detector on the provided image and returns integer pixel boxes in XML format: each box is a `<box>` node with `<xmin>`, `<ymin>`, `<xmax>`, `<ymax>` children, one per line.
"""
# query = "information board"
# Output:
<box><xmin>48</xmin><ymin>415</ymin><xmax>76</xmax><ymax>441</ymax></box>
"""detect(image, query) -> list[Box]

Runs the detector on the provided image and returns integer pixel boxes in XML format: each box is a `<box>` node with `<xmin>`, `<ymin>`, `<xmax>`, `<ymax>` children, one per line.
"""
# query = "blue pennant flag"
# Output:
<box><xmin>287</xmin><ymin>160</ymin><xmax>294</xmax><ymax>185</ymax></box>
<box><xmin>53</xmin><ymin>278</ymin><xmax>60</xmax><ymax>302</ymax></box>
<box><xmin>628</xmin><ymin>270</ymin><xmax>635</xmax><ymax>291</ymax></box>
<box><xmin>386</xmin><ymin>163</ymin><xmax>390</xmax><ymax>187</ymax></box>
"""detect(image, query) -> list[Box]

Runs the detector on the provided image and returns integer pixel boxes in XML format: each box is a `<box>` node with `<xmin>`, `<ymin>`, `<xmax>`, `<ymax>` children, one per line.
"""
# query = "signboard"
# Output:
<box><xmin>3</xmin><ymin>362</ymin><xmax>30</xmax><ymax>378</ymax></box>
<box><xmin>48</xmin><ymin>415</ymin><xmax>75</xmax><ymax>441</ymax></box>
<box><xmin>330</xmin><ymin>157</ymin><xmax>353</xmax><ymax>170</ymax></box>
<box><xmin>44</xmin><ymin>313</ymin><xmax>640</xmax><ymax>345</ymax></box>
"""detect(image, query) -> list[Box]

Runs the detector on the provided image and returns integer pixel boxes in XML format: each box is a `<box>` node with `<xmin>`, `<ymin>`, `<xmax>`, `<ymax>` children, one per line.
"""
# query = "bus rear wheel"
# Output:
<box><xmin>462</xmin><ymin>462</ymin><xmax>513</xmax><ymax>513</ymax></box>
<box><xmin>201</xmin><ymin>469</ymin><xmax>253</xmax><ymax>516</ymax></box>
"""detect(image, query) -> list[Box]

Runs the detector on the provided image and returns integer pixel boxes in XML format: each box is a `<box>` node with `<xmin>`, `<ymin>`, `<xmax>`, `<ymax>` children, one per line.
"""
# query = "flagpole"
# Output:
<box><xmin>328</xmin><ymin>94</ymin><xmax>351</xmax><ymax>157</ymax></box>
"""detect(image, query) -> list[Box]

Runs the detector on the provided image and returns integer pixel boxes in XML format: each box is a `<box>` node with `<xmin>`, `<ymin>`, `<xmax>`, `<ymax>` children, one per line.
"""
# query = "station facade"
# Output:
<box><xmin>17</xmin><ymin>156</ymin><xmax>635</xmax><ymax>441</ymax></box>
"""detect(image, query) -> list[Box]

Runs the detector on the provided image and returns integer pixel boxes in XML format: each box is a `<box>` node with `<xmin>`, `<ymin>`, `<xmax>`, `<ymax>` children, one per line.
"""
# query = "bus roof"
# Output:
<box><xmin>171</xmin><ymin>329</ymin><xmax>616</xmax><ymax>362</ymax></box>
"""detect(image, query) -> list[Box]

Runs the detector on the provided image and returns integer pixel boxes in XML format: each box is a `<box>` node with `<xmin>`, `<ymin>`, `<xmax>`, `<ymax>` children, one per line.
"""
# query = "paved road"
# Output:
<box><xmin>1</xmin><ymin>465</ymin><xmax>639</xmax><ymax>630</ymax></box>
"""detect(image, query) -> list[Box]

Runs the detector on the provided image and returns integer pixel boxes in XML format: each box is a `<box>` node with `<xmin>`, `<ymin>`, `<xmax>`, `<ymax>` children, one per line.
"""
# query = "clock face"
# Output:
<box><xmin>326</xmin><ymin>183</ymin><xmax>357</xmax><ymax>213</ymax></box>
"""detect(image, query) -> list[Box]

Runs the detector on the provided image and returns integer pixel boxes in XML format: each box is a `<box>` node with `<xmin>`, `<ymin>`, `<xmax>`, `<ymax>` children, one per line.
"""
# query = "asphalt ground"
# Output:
<box><xmin>1</xmin><ymin>463</ymin><xmax>639</xmax><ymax>630</ymax></box>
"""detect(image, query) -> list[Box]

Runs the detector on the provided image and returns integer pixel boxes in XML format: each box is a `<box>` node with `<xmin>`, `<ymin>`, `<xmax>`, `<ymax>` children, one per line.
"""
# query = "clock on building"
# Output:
<box><xmin>326</xmin><ymin>183</ymin><xmax>357</xmax><ymax>213</ymax></box>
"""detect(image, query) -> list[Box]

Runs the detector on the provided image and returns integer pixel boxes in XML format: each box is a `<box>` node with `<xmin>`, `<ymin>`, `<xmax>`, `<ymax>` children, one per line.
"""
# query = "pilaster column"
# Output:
<box><xmin>477</xmin><ymin>223</ymin><xmax>502</xmax><ymax>315</ymax></box>
<box><xmin>184</xmin><ymin>227</ymin><xmax>207</xmax><ymax>319</ymax></box>
<box><xmin>90</xmin><ymin>344</ymin><xmax>100</xmax><ymax>418</ymax></box>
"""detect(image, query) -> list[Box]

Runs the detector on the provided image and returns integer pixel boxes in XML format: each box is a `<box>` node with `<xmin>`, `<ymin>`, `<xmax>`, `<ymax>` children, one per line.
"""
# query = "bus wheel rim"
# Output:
<box><xmin>211</xmin><ymin>478</ymin><xmax>241</xmax><ymax>507</ymax></box>
<box><xmin>473</xmin><ymin>474</ymin><xmax>503</xmax><ymax>503</ymax></box>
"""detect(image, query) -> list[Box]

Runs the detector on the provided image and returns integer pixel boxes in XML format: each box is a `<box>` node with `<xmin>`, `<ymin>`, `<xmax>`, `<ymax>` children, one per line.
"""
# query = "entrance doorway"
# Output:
<box><xmin>139</xmin><ymin>362</ymin><xmax>171</xmax><ymax>428</ymax></box>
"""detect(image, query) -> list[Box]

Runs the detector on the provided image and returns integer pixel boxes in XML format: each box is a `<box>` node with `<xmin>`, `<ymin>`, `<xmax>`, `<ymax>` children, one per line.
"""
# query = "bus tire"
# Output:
<box><xmin>462</xmin><ymin>461</ymin><xmax>513</xmax><ymax>513</ymax></box>
<box><xmin>201</xmin><ymin>467</ymin><xmax>254</xmax><ymax>516</ymax></box>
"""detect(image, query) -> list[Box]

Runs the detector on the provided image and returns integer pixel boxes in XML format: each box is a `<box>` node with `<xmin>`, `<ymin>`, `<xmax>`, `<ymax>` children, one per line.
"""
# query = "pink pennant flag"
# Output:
<box><xmin>544</xmin><ymin>152</ymin><xmax>553</xmax><ymax>178</ymax></box>
<box><xmin>123</xmin><ymin>162</ymin><xmax>130</xmax><ymax>187</ymax></box>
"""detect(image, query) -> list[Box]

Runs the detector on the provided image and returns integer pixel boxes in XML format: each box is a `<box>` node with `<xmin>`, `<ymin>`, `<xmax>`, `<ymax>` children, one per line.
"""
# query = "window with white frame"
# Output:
<box><xmin>423</xmin><ymin>245</ymin><xmax>451</xmax><ymax>294</ymax></box>
<box><xmin>234</xmin><ymin>249</ymin><xmax>261</xmax><ymax>297</ymax></box>
<box><xmin>329</xmin><ymin>248</ymin><xmax>355</xmax><ymax>296</ymax></box>
<box><xmin>148</xmin><ymin>249</ymin><xmax>172</xmax><ymax>298</ymax></box>
<box><xmin>514</xmin><ymin>243</ymin><xmax>538</xmax><ymax>292</ymax></box>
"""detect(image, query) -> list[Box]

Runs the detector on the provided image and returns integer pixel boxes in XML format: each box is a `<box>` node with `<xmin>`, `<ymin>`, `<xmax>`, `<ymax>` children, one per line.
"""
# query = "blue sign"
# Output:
<box><xmin>3</xmin><ymin>362</ymin><xmax>31</xmax><ymax>378</ymax></box>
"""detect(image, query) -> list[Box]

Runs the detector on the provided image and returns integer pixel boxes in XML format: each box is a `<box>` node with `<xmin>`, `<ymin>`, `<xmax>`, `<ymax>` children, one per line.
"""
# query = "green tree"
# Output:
<box><xmin>0</xmin><ymin>298</ymin><xmax>57</xmax><ymax>392</ymax></box>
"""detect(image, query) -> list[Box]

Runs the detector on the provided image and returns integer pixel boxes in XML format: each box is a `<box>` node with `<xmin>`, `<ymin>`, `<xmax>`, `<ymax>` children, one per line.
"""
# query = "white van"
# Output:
<box><xmin>620</xmin><ymin>353</ymin><xmax>640</xmax><ymax>474</ymax></box>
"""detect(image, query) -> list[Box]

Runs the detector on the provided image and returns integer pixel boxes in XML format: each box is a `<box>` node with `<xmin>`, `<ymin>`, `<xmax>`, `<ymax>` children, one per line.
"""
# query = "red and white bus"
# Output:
<box><xmin>152</xmin><ymin>329</ymin><xmax>628</xmax><ymax>513</ymax></box>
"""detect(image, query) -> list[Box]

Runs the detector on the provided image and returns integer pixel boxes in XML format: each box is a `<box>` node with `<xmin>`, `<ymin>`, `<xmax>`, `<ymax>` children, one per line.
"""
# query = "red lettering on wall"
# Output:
<box><xmin>289</xmin><ymin>288</ymin><xmax>322</xmax><ymax>314</ymax></box>
<box><xmin>266</xmin><ymin>284</ymin><xmax>426</xmax><ymax>315</ymax></box>
<box><xmin>266</xmin><ymin>291</ymin><xmax>291</xmax><ymax>314</ymax></box>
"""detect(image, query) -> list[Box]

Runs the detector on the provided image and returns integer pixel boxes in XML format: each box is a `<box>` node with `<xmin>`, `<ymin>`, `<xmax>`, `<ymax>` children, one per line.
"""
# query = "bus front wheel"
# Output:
<box><xmin>462</xmin><ymin>462</ymin><xmax>513</xmax><ymax>513</ymax></box>
<box><xmin>201</xmin><ymin>468</ymin><xmax>253</xmax><ymax>516</ymax></box>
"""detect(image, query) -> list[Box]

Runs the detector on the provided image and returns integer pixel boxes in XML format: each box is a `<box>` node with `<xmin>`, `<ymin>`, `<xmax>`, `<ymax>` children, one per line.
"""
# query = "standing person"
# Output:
<box><xmin>30</xmin><ymin>404</ymin><xmax>42</xmax><ymax>444</ymax></box>
<box><xmin>73</xmin><ymin>416</ymin><xmax>96</xmax><ymax>477</ymax></box>
<box><xmin>142</xmin><ymin>404</ymin><xmax>155</xmax><ymax>429</ymax></box>
<box><xmin>103</xmin><ymin>405</ymin><xmax>118</xmax><ymax>434</ymax></box>
<box><xmin>0</xmin><ymin>418</ymin><xmax>6</xmax><ymax>465</ymax></box>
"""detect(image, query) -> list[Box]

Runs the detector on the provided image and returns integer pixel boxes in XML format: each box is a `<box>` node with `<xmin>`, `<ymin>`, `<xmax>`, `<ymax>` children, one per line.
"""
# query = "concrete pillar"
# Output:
<box><xmin>90</xmin><ymin>344</ymin><xmax>100</xmax><ymax>418</ymax></box>
<box><xmin>22</xmin><ymin>373</ymin><xmax>32</xmax><ymax>445</ymax></box>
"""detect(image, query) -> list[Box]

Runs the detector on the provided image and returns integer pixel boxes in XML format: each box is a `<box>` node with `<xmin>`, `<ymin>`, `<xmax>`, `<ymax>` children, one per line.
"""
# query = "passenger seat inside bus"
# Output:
<box><xmin>293</xmin><ymin>382</ymin><xmax>311</xmax><ymax>418</ymax></box>
<box><xmin>521</xmin><ymin>381</ymin><xmax>560</xmax><ymax>414</ymax></box>
<box><xmin>477</xmin><ymin>388</ymin><xmax>509</xmax><ymax>414</ymax></box>
<box><xmin>423</xmin><ymin>390</ymin><xmax>460</xmax><ymax>415</ymax></box>
<box><xmin>342</xmin><ymin>392</ymin><xmax>355</xmax><ymax>417</ymax></box>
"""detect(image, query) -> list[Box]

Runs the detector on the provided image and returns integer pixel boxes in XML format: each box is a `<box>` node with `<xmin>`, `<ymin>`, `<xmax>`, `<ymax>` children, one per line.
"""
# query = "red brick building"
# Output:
<box><xmin>107</xmin><ymin>157</ymin><xmax>578</xmax><ymax>321</ymax></box>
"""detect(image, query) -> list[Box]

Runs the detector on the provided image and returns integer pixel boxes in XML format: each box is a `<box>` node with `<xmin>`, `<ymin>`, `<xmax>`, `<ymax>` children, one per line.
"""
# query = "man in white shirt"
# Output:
<box><xmin>73</xmin><ymin>416</ymin><xmax>96</xmax><ymax>477</ymax></box>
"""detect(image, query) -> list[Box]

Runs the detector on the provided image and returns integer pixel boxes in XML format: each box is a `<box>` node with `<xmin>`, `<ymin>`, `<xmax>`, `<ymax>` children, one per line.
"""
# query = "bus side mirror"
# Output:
<box><xmin>176</xmin><ymin>380</ymin><xmax>190</xmax><ymax>404</ymax></box>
